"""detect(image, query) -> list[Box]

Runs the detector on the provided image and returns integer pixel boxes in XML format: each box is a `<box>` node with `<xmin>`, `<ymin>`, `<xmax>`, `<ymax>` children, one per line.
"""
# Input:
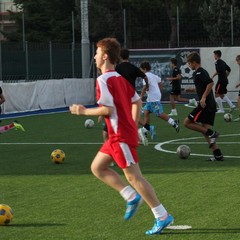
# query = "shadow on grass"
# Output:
<box><xmin>164</xmin><ymin>228</ymin><xmax>240</xmax><ymax>235</ymax></box>
<box><xmin>8</xmin><ymin>223</ymin><xmax>66</xmax><ymax>227</ymax></box>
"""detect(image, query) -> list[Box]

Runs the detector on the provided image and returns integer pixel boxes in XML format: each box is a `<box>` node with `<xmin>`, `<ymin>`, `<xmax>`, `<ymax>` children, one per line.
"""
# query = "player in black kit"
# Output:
<box><xmin>184</xmin><ymin>52</ymin><xmax>224</xmax><ymax>161</ymax></box>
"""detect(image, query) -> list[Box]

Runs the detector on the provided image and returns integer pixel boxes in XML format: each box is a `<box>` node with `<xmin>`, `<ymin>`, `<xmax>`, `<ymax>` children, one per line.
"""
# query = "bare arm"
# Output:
<box><xmin>132</xmin><ymin>98</ymin><xmax>142</xmax><ymax>124</ymax></box>
<box><xmin>166</xmin><ymin>74</ymin><xmax>181</xmax><ymax>81</ymax></box>
<box><xmin>143</xmin><ymin>76</ymin><xmax>149</xmax><ymax>90</ymax></box>
<box><xmin>200</xmin><ymin>82</ymin><xmax>214</xmax><ymax>108</ymax></box>
<box><xmin>158</xmin><ymin>82</ymin><xmax>163</xmax><ymax>91</ymax></box>
<box><xmin>140</xmin><ymin>85</ymin><xmax>147</xmax><ymax>99</ymax></box>
<box><xmin>211</xmin><ymin>71</ymin><xmax>218</xmax><ymax>79</ymax></box>
<box><xmin>70</xmin><ymin>104</ymin><xmax>113</xmax><ymax>116</ymax></box>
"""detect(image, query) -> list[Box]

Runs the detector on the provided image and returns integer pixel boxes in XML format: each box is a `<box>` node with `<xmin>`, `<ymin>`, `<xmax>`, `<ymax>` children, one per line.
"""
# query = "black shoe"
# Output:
<box><xmin>209</xmin><ymin>131</ymin><xmax>219</xmax><ymax>148</ymax></box>
<box><xmin>207</xmin><ymin>156</ymin><xmax>224</xmax><ymax>161</ymax></box>
<box><xmin>173</xmin><ymin>120</ymin><xmax>180</xmax><ymax>133</ymax></box>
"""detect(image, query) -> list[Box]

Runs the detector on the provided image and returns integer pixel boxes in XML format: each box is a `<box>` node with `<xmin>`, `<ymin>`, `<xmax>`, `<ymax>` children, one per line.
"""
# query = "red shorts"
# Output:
<box><xmin>100</xmin><ymin>140</ymin><xmax>139</xmax><ymax>169</ymax></box>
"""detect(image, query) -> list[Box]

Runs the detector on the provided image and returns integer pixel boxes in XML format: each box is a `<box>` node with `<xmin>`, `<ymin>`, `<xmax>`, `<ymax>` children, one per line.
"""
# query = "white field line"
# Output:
<box><xmin>154</xmin><ymin>133</ymin><xmax>240</xmax><ymax>159</ymax></box>
<box><xmin>0</xmin><ymin>141</ymin><xmax>239</xmax><ymax>145</ymax></box>
<box><xmin>0</xmin><ymin>142</ymin><xmax>102</xmax><ymax>145</ymax></box>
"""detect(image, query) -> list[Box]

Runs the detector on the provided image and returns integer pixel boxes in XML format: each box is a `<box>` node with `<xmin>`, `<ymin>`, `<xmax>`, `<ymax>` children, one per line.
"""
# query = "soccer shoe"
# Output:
<box><xmin>216</xmin><ymin>109</ymin><xmax>225</xmax><ymax>113</ymax></box>
<box><xmin>233</xmin><ymin>117</ymin><xmax>240</xmax><ymax>122</ymax></box>
<box><xmin>229</xmin><ymin>105</ymin><xmax>236</xmax><ymax>113</ymax></box>
<box><xmin>13</xmin><ymin>121</ymin><xmax>25</xmax><ymax>131</ymax></box>
<box><xmin>146</xmin><ymin>214</ymin><xmax>174</xmax><ymax>235</ymax></box>
<box><xmin>138</xmin><ymin>128</ymin><xmax>148</xmax><ymax>146</ymax></box>
<box><xmin>149</xmin><ymin>125</ymin><xmax>156</xmax><ymax>140</ymax></box>
<box><xmin>207</xmin><ymin>156</ymin><xmax>224</xmax><ymax>161</ymax></box>
<box><xmin>208</xmin><ymin>131</ymin><xmax>219</xmax><ymax>148</ymax></box>
<box><xmin>168</xmin><ymin>111</ymin><xmax>177</xmax><ymax>116</ymax></box>
<box><xmin>124</xmin><ymin>193</ymin><xmax>143</xmax><ymax>221</ymax></box>
<box><xmin>189</xmin><ymin>98</ymin><xmax>198</xmax><ymax>107</ymax></box>
<box><xmin>173</xmin><ymin>119</ymin><xmax>180</xmax><ymax>133</ymax></box>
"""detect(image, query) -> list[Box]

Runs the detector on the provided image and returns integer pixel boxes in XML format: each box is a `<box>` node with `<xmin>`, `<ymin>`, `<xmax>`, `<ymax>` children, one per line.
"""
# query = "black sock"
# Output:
<box><xmin>213</xmin><ymin>149</ymin><xmax>223</xmax><ymax>159</ymax></box>
<box><xmin>206</xmin><ymin>129</ymin><xmax>214</xmax><ymax>136</ymax></box>
<box><xmin>144</xmin><ymin>124</ymin><xmax>150</xmax><ymax>131</ymax></box>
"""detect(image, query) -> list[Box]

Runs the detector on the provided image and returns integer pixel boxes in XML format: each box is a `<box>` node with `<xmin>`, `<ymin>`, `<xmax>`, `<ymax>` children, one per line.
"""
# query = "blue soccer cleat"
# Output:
<box><xmin>146</xmin><ymin>214</ymin><xmax>174</xmax><ymax>235</ymax></box>
<box><xmin>149</xmin><ymin>125</ymin><xmax>156</xmax><ymax>140</ymax></box>
<box><xmin>124</xmin><ymin>193</ymin><xmax>143</xmax><ymax>221</ymax></box>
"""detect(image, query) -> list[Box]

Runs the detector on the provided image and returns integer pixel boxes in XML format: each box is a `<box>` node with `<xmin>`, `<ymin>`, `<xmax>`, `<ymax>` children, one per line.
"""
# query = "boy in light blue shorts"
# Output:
<box><xmin>139</xmin><ymin>61</ymin><xmax>179</xmax><ymax>140</ymax></box>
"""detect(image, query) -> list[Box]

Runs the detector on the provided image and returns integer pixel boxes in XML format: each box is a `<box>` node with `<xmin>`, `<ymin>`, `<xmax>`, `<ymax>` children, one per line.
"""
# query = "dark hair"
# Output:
<box><xmin>170</xmin><ymin>58</ymin><xmax>178</xmax><ymax>65</ymax></box>
<box><xmin>96</xmin><ymin>38</ymin><xmax>120</xmax><ymax>64</ymax></box>
<box><xmin>140</xmin><ymin>61</ymin><xmax>151</xmax><ymax>71</ymax></box>
<box><xmin>236</xmin><ymin>55</ymin><xmax>240</xmax><ymax>61</ymax></box>
<box><xmin>187</xmin><ymin>52</ymin><xmax>201</xmax><ymax>64</ymax></box>
<box><xmin>120</xmin><ymin>48</ymin><xmax>129</xmax><ymax>60</ymax></box>
<box><xmin>213</xmin><ymin>50</ymin><xmax>222</xmax><ymax>57</ymax></box>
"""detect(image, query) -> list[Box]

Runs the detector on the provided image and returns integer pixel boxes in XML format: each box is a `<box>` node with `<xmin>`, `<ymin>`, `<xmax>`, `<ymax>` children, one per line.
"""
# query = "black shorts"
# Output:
<box><xmin>188</xmin><ymin>105</ymin><xmax>216</xmax><ymax>126</ymax></box>
<box><xmin>238</xmin><ymin>90</ymin><xmax>240</xmax><ymax>97</ymax></box>
<box><xmin>170</xmin><ymin>89</ymin><xmax>181</xmax><ymax>95</ymax></box>
<box><xmin>215</xmin><ymin>82</ymin><xmax>227</xmax><ymax>95</ymax></box>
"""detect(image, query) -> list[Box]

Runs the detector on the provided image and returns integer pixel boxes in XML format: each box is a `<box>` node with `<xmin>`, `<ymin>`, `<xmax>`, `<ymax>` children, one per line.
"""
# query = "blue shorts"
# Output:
<box><xmin>143</xmin><ymin>102</ymin><xmax>163</xmax><ymax>117</ymax></box>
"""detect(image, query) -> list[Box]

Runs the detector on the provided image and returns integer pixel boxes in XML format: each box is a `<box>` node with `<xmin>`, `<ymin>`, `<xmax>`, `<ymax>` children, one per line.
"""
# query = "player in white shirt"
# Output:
<box><xmin>139</xmin><ymin>61</ymin><xmax>179</xmax><ymax>140</ymax></box>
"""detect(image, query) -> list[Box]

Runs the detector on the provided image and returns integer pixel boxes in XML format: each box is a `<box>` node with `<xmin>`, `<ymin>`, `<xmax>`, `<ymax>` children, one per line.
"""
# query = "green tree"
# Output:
<box><xmin>4</xmin><ymin>0</ymin><xmax>78</xmax><ymax>42</ymax></box>
<box><xmin>199</xmin><ymin>0</ymin><xmax>240</xmax><ymax>45</ymax></box>
<box><xmin>88</xmin><ymin>0</ymin><xmax>123</xmax><ymax>43</ymax></box>
<box><xmin>163</xmin><ymin>0</ymin><xmax>205</xmax><ymax>47</ymax></box>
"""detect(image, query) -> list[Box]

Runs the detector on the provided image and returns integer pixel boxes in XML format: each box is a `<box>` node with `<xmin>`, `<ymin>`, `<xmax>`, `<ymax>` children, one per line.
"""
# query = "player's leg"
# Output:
<box><xmin>137</xmin><ymin>108</ymin><xmax>149</xmax><ymax>145</ymax></box>
<box><xmin>0</xmin><ymin>123</ymin><xmax>15</xmax><ymax>133</ymax></box>
<box><xmin>140</xmin><ymin>106</ymin><xmax>155</xmax><ymax>140</ymax></box>
<box><xmin>154</xmin><ymin>102</ymin><xmax>179</xmax><ymax>132</ymax></box>
<box><xmin>169</xmin><ymin>93</ymin><xmax>177</xmax><ymax>116</ymax></box>
<box><xmin>234</xmin><ymin>93</ymin><xmax>240</xmax><ymax>121</ymax></box>
<box><xmin>220</xmin><ymin>83</ymin><xmax>235</xmax><ymax>111</ymax></box>
<box><xmin>91</xmin><ymin>151</ymin><xmax>126</xmax><ymax>191</ymax></box>
<box><xmin>0</xmin><ymin>120</ymin><xmax>25</xmax><ymax>133</ymax></box>
<box><xmin>202</xmin><ymin>123</ymin><xmax>224</xmax><ymax>161</ymax></box>
<box><xmin>184</xmin><ymin>108</ymin><xmax>220</xmax><ymax>147</ymax></box>
<box><xmin>215</xmin><ymin>84</ymin><xmax>225</xmax><ymax>113</ymax></box>
<box><xmin>175</xmin><ymin>94</ymin><xmax>189</xmax><ymax>102</ymax></box>
<box><xmin>123</xmin><ymin>163</ymin><xmax>174</xmax><ymax>234</ymax></box>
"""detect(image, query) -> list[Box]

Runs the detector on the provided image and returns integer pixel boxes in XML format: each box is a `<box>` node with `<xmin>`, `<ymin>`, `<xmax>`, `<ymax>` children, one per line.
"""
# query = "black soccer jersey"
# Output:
<box><xmin>115</xmin><ymin>62</ymin><xmax>146</xmax><ymax>88</ymax></box>
<box><xmin>171</xmin><ymin>67</ymin><xmax>181</xmax><ymax>90</ymax></box>
<box><xmin>193</xmin><ymin>67</ymin><xmax>216</xmax><ymax>112</ymax></box>
<box><xmin>215</xmin><ymin>59</ymin><xmax>231</xmax><ymax>84</ymax></box>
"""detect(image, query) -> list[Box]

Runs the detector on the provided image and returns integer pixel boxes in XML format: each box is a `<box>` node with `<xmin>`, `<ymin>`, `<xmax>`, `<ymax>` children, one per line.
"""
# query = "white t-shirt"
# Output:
<box><xmin>143</xmin><ymin>72</ymin><xmax>161</xmax><ymax>102</ymax></box>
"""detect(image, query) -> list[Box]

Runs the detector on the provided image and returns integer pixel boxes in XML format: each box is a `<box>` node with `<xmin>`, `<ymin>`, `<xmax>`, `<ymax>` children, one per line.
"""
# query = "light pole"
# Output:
<box><xmin>81</xmin><ymin>0</ymin><xmax>90</xmax><ymax>78</ymax></box>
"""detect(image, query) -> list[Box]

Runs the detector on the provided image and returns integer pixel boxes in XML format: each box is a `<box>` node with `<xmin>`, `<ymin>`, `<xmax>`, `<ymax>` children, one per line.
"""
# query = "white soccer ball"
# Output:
<box><xmin>84</xmin><ymin>119</ymin><xmax>94</xmax><ymax>128</ymax></box>
<box><xmin>224</xmin><ymin>113</ymin><xmax>232</xmax><ymax>122</ymax></box>
<box><xmin>180</xmin><ymin>63</ymin><xmax>195</xmax><ymax>79</ymax></box>
<box><xmin>177</xmin><ymin>145</ymin><xmax>191</xmax><ymax>159</ymax></box>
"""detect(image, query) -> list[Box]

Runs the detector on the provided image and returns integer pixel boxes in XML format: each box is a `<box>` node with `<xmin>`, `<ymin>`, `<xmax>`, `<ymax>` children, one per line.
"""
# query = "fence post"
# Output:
<box><xmin>0</xmin><ymin>41</ymin><xmax>2</xmax><ymax>81</ymax></box>
<box><xmin>25</xmin><ymin>41</ymin><xmax>29</xmax><ymax>80</ymax></box>
<box><xmin>123</xmin><ymin>9</ymin><xmax>127</xmax><ymax>48</ymax></box>
<box><xmin>231</xmin><ymin>5</ymin><xmax>233</xmax><ymax>46</ymax></box>
<box><xmin>177</xmin><ymin>6</ymin><xmax>179</xmax><ymax>47</ymax></box>
<box><xmin>49</xmin><ymin>41</ymin><xmax>53</xmax><ymax>79</ymax></box>
<box><xmin>22</xmin><ymin>12</ymin><xmax>25</xmax><ymax>51</ymax></box>
<box><xmin>72</xmin><ymin>42</ymin><xmax>75</xmax><ymax>78</ymax></box>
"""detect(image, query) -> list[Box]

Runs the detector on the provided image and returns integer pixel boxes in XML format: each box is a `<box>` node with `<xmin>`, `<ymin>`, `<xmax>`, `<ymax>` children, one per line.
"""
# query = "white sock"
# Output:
<box><xmin>168</xmin><ymin>117</ymin><xmax>175</xmax><ymax>126</ymax></box>
<box><xmin>216</xmin><ymin>97</ymin><xmax>224</xmax><ymax>111</ymax></box>
<box><xmin>223</xmin><ymin>95</ymin><xmax>234</xmax><ymax>108</ymax></box>
<box><xmin>120</xmin><ymin>186</ymin><xmax>136</xmax><ymax>202</ymax></box>
<box><xmin>151</xmin><ymin>204</ymin><xmax>168</xmax><ymax>220</ymax></box>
